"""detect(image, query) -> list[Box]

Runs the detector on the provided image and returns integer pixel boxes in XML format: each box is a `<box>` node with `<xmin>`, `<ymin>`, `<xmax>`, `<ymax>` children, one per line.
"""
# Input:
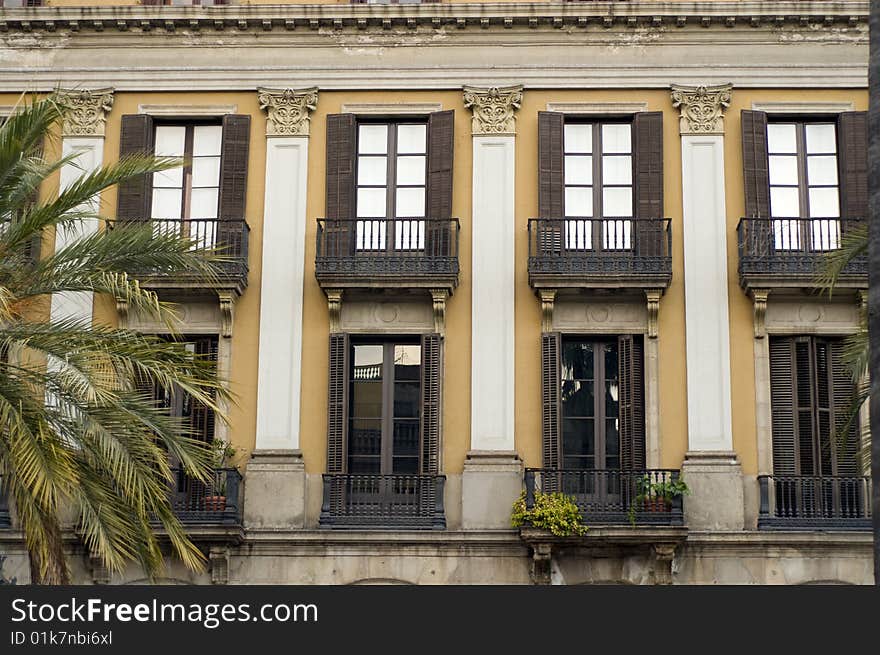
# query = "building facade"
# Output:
<box><xmin>0</xmin><ymin>0</ymin><xmax>873</xmax><ymax>585</ymax></box>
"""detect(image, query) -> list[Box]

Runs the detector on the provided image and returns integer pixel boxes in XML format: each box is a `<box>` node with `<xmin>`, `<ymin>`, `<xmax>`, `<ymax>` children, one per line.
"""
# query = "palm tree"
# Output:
<box><xmin>0</xmin><ymin>95</ymin><xmax>230</xmax><ymax>584</ymax></box>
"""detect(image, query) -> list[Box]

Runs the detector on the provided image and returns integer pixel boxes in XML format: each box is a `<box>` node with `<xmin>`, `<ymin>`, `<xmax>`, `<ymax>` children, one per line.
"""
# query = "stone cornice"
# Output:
<box><xmin>671</xmin><ymin>83</ymin><xmax>733</xmax><ymax>135</ymax></box>
<box><xmin>257</xmin><ymin>86</ymin><xmax>318</xmax><ymax>137</ymax></box>
<box><xmin>54</xmin><ymin>87</ymin><xmax>114</xmax><ymax>137</ymax></box>
<box><xmin>0</xmin><ymin>2</ymin><xmax>868</xmax><ymax>34</ymax></box>
<box><xmin>463</xmin><ymin>84</ymin><xmax>523</xmax><ymax>135</ymax></box>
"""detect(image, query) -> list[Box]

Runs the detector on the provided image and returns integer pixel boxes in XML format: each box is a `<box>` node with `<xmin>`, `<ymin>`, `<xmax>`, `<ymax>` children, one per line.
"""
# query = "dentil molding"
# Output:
<box><xmin>670</xmin><ymin>83</ymin><xmax>733</xmax><ymax>135</ymax></box>
<box><xmin>54</xmin><ymin>88</ymin><xmax>114</xmax><ymax>137</ymax></box>
<box><xmin>257</xmin><ymin>86</ymin><xmax>319</xmax><ymax>137</ymax></box>
<box><xmin>462</xmin><ymin>84</ymin><xmax>523</xmax><ymax>135</ymax></box>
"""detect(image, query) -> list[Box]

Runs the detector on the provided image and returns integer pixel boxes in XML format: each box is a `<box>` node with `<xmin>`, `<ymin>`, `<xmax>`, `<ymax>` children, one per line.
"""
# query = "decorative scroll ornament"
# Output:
<box><xmin>462</xmin><ymin>84</ymin><xmax>524</xmax><ymax>135</ymax></box>
<box><xmin>670</xmin><ymin>83</ymin><xmax>733</xmax><ymax>135</ymax></box>
<box><xmin>257</xmin><ymin>86</ymin><xmax>318</xmax><ymax>136</ymax></box>
<box><xmin>54</xmin><ymin>88</ymin><xmax>114</xmax><ymax>137</ymax></box>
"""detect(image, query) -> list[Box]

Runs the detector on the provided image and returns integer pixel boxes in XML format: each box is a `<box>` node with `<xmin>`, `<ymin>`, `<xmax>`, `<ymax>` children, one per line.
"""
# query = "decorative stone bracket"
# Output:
<box><xmin>218</xmin><ymin>291</ymin><xmax>235</xmax><ymax>338</ymax></box>
<box><xmin>670</xmin><ymin>83</ymin><xmax>733</xmax><ymax>135</ymax></box>
<box><xmin>530</xmin><ymin>543</ymin><xmax>553</xmax><ymax>585</ymax></box>
<box><xmin>751</xmin><ymin>288</ymin><xmax>769</xmax><ymax>339</ymax></box>
<box><xmin>646</xmin><ymin>289</ymin><xmax>661</xmax><ymax>339</ymax></box>
<box><xmin>88</xmin><ymin>552</ymin><xmax>111</xmax><ymax>585</ymax></box>
<box><xmin>257</xmin><ymin>86</ymin><xmax>318</xmax><ymax>137</ymax></box>
<box><xmin>652</xmin><ymin>543</ymin><xmax>677</xmax><ymax>585</ymax></box>
<box><xmin>209</xmin><ymin>546</ymin><xmax>230</xmax><ymax>585</ymax></box>
<box><xmin>430</xmin><ymin>288</ymin><xmax>449</xmax><ymax>336</ymax></box>
<box><xmin>539</xmin><ymin>289</ymin><xmax>556</xmax><ymax>333</ymax></box>
<box><xmin>54</xmin><ymin>88</ymin><xmax>115</xmax><ymax>137</ymax></box>
<box><xmin>463</xmin><ymin>84</ymin><xmax>524</xmax><ymax>135</ymax></box>
<box><xmin>116</xmin><ymin>296</ymin><xmax>129</xmax><ymax>330</ymax></box>
<box><xmin>326</xmin><ymin>289</ymin><xmax>343</xmax><ymax>333</ymax></box>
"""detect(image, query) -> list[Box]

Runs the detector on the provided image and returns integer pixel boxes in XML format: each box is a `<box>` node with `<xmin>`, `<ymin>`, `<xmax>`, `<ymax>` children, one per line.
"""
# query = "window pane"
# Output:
<box><xmin>807</xmin><ymin>155</ymin><xmax>838</xmax><ymax>186</ymax></box>
<box><xmin>605</xmin><ymin>419</ymin><xmax>619</xmax><ymax>463</ymax></box>
<box><xmin>602</xmin><ymin>124</ymin><xmax>631</xmax><ymax>154</ymax></box>
<box><xmin>562</xmin><ymin>380</ymin><xmax>594</xmax><ymax>417</ymax></box>
<box><xmin>565</xmin><ymin>155</ymin><xmax>592</xmax><ymax>185</ymax></box>
<box><xmin>358</xmin><ymin>156</ymin><xmax>387</xmax><ymax>186</ymax></box>
<box><xmin>805</xmin><ymin>123</ymin><xmax>837</xmax><ymax>154</ymax></box>
<box><xmin>565</xmin><ymin>187</ymin><xmax>592</xmax><ymax>217</ymax></box>
<box><xmin>357</xmin><ymin>188</ymin><xmax>386</xmax><ymax>218</ymax></box>
<box><xmin>768</xmin><ymin>155</ymin><xmax>798</xmax><ymax>186</ymax></box>
<box><xmin>153</xmin><ymin>167</ymin><xmax>183</xmax><ymax>189</ymax></box>
<box><xmin>351</xmin><ymin>382</ymin><xmax>383</xmax><ymax>417</ymax></box>
<box><xmin>562</xmin><ymin>419</ymin><xmax>595</xmax><ymax>455</ymax></box>
<box><xmin>154</xmin><ymin>126</ymin><xmax>186</xmax><ymax>157</ymax></box>
<box><xmin>396</xmin><ymin>156</ymin><xmax>426</xmax><ymax>185</ymax></box>
<box><xmin>394</xmin><ymin>345</ymin><xmax>421</xmax><ymax>379</ymax></box>
<box><xmin>811</xmin><ymin>219</ymin><xmax>840</xmax><ymax>250</ymax></box>
<box><xmin>151</xmin><ymin>188</ymin><xmax>182</xmax><ymax>219</ymax></box>
<box><xmin>562</xmin><ymin>341</ymin><xmax>594</xmax><ymax>380</ymax></box>
<box><xmin>564</xmin><ymin>220</ymin><xmax>591</xmax><ymax>250</ymax></box>
<box><xmin>770</xmin><ymin>186</ymin><xmax>799</xmax><ymax>218</ymax></box>
<box><xmin>773</xmin><ymin>219</ymin><xmax>800</xmax><ymax>250</ymax></box>
<box><xmin>395</xmin><ymin>187</ymin><xmax>425</xmax><ymax>218</ymax></box>
<box><xmin>191</xmin><ymin>156</ymin><xmax>220</xmax><ymax>188</ymax></box>
<box><xmin>602</xmin><ymin>155</ymin><xmax>632</xmax><ymax>185</ymax></box>
<box><xmin>192</xmin><ymin>125</ymin><xmax>223</xmax><ymax>156</ymax></box>
<box><xmin>808</xmin><ymin>187</ymin><xmax>840</xmax><ymax>218</ymax></box>
<box><xmin>603</xmin><ymin>187</ymin><xmax>632</xmax><ymax>217</ymax></box>
<box><xmin>349</xmin><ymin>418</ymin><xmax>382</xmax><ymax>452</ymax></box>
<box><xmin>394</xmin><ymin>381</ymin><xmax>419</xmax><ymax>418</ymax></box>
<box><xmin>393</xmin><ymin>421</ymin><xmax>420</xmax><ymax>456</ymax></box>
<box><xmin>767</xmin><ymin>124</ymin><xmax>797</xmax><ymax>153</ymax></box>
<box><xmin>394</xmin><ymin>219</ymin><xmax>424</xmax><ymax>250</ymax></box>
<box><xmin>190</xmin><ymin>188</ymin><xmax>218</xmax><ymax>219</ymax></box>
<box><xmin>397</xmin><ymin>124</ymin><xmax>426</xmax><ymax>154</ymax></box>
<box><xmin>355</xmin><ymin>220</ymin><xmax>386</xmax><ymax>250</ymax></box>
<box><xmin>564</xmin><ymin>124</ymin><xmax>592</xmax><ymax>154</ymax></box>
<box><xmin>354</xmin><ymin>344</ymin><xmax>383</xmax><ymax>371</ymax></box>
<box><xmin>359</xmin><ymin>124</ymin><xmax>388</xmax><ymax>154</ymax></box>
<box><xmin>603</xmin><ymin>219</ymin><xmax>631</xmax><ymax>250</ymax></box>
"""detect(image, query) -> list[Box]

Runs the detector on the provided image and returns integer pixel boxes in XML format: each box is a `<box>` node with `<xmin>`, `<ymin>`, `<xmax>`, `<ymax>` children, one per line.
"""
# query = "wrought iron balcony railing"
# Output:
<box><xmin>319</xmin><ymin>473</ymin><xmax>446</xmax><ymax>530</ymax></box>
<box><xmin>121</xmin><ymin>218</ymin><xmax>250</xmax><ymax>293</ymax></box>
<box><xmin>758</xmin><ymin>474</ymin><xmax>872</xmax><ymax>531</ymax></box>
<box><xmin>528</xmin><ymin>218</ymin><xmax>672</xmax><ymax>289</ymax></box>
<box><xmin>0</xmin><ymin>475</ymin><xmax>10</xmax><ymax>529</ymax></box>
<box><xmin>737</xmin><ymin>217</ymin><xmax>867</xmax><ymax>289</ymax></box>
<box><xmin>167</xmin><ymin>467</ymin><xmax>243</xmax><ymax>526</ymax></box>
<box><xmin>524</xmin><ymin>468</ymin><xmax>685</xmax><ymax>527</ymax></box>
<box><xmin>315</xmin><ymin>218</ymin><xmax>460</xmax><ymax>290</ymax></box>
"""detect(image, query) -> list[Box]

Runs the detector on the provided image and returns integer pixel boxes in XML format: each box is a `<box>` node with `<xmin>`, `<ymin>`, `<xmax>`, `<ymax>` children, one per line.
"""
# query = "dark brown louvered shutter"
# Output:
<box><xmin>541</xmin><ymin>332</ymin><xmax>561</xmax><ymax>470</ymax></box>
<box><xmin>618</xmin><ymin>334</ymin><xmax>646</xmax><ymax>471</ymax></box>
<box><xmin>327</xmin><ymin>333</ymin><xmax>350</xmax><ymax>474</ymax></box>
<box><xmin>633</xmin><ymin>112</ymin><xmax>664</xmax><ymax>257</ymax></box>
<box><xmin>426</xmin><ymin>110</ymin><xmax>454</xmax><ymax>256</ymax></box>
<box><xmin>325</xmin><ymin>114</ymin><xmax>357</xmax><ymax>259</ymax></box>
<box><xmin>420</xmin><ymin>334</ymin><xmax>442</xmax><ymax>475</ymax></box>
<box><xmin>217</xmin><ymin>115</ymin><xmax>250</xmax><ymax>253</ymax></box>
<box><xmin>829</xmin><ymin>339</ymin><xmax>860</xmax><ymax>476</ymax></box>
<box><xmin>538</xmin><ymin>111</ymin><xmax>564</xmax><ymax>219</ymax></box>
<box><xmin>769</xmin><ymin>337</ymin><xmax>797</xmax><ymax>476</ymax></box>
<box><xmin>837</xmin><ymin>111</ymin><xmax>868</xmax><ymax>220</ymax></box>
<box><xmin>741</xmin><ymin>110</ymin><xmax>770</xmax><ymax>218</ymax></box>
<box><xmin>189</xmin><ymin>336</ymin><xmax>218</xmax><ymax>446</ymax></box>
<box><xmin>116</xmin><ymin>114</ymin><xmax>154</xmax><ymax>222</ymax></box>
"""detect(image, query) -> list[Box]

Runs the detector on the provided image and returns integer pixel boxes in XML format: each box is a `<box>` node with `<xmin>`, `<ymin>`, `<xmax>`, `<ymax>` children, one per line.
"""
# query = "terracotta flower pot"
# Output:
<box><xmin>642</xmin><ymin>497</ymin><xmax>671</xmax><ymax>513</ymax></box>
<box><xmin>203</xmin><ymin>495</ymin><xmax>226</xmax><ymax>512</ymax></box>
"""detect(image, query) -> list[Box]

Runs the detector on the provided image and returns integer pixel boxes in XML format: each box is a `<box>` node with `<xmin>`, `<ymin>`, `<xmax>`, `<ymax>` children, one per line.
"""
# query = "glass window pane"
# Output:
<box><xmin>565</xmin><ymin>187</ymin><xmax>592</xmax><ymax>217</ymax></box>
<box><xmin>807</xmin><ymin>155</ymin><xmax>838</xmax><ymax>186</ymax></box>
<box><xmin>154</xmin><ymin>126</ymin><xmax>186</xmax><ymax>157</ymax></box>
<box><xmin>396</xmin><ymin>156</ymin><xmax>426</xmax><ymax>185</ymax></box>
<box><xmin>355</xmin><ymin>220</ymin><xmax>386</xmax><ymax>250</ymax></box>
<box><xmin>811</xmin><ymin>219</ymin><xmax>840</xmax><ymax>250</ymax></box>
<box><xmin>562</xmin><ymin>341</ymin><xmax>593</xmax><ymax>380</ymax></box>
<box><xmin>805</xmin><ymin>123</ymin><xmax>837</xmax><ymax>154</ymax></box>
<box><xmin>562</xmin><ymin>420</ymin><xmax>595</xmax><ymax>455</ymax></box>
<box><xmin>192</xmin><ymin>125</ymin><xmax>223</xmax><ymax>156</ymax></box>
<box><xmin>564</xmin><ymin>124</ymin><xmax>592</xmax><ymax>154</ymax></box>
<box><xmin>394</xmin><ymin>219</ymin><xmax>424</xmax><ymax>250</ymax></box>
<box><xmin>565</xmin><ymin>219</ymin><xmax>591</xmax><ymax>250</ymax></box>
<box><xmin>151</xmin><ymin>188</ymin><xmax>182</xmax><ymax>219</ymax></box>
<box><xmin>603</xmin><ymin>187</ymin><xmax>632</xmax><ymax>217</ymax></box>
<box><xmin>397</xmin><ymin>124</ymin><xmax>427</xmax><ymax>154</ymax></box>
<box><xmin>602</xmin><ymin>155</ymin><xmax>632</xmax><ymax>185</ymax></box>
<box><xmin>190</xmin><ymin>188</ymin><xmax>218</xmax><ymax>219</ymax></box>
<box><xmin>394</xmin><ymin>345</ymin><xmax>421</xmax><ymax>379</ymax></box>
<box><xmin>605</xmin><ymin>419</ymin><xmax>619</xmax><ymax>462</ymax></box>
<box><xmin>770</xmin><ymin>186</ymin><xmax>800</xmax><ymax>218</ymax></box>
<box><xmin>349</xmin><ymin>418</ymin><xmax>382</xmax><ymax>451</ymax></box>
<box><xmin>351</xmin><ymin>382</ymin><xmax>383</xmax><ymax>417</ymax></box>
<box><xmin>153</xmin><ymin>167</ymin><xmax>183</xmax><ymax>189</ymax></box>
<box><xmin>395</xmin><ymin>187</ymin><xmax>425</xmax><ymax>218</ymax></box>
<box><xmin>191</xmin><ymin>156</ymin><xmax>220</xmax><ymax>188</ymax></box>
<box><xmin>562</xmin><ymin>380</ymin><xmax>594</xmax><ymax>417</ymax></box>
<box><xmin>357</xmin><ymin>188</ymin><xmax>386</xmax><ymax>218</ymax></box>
<box><xmin>394</xmin><ymin>382</ymin><xmax>420</xmax><ymax>418</ymax></box>
<box><xmin>393</xmin><ymin>421</ymin><xmax>420</xmax><ymax>457</ymax></box>
<box><xmin>808</xmin><ymin>187</ymin><xmax>840</xmax><ymax>218</ymax></box>
<box><xmin>565</xmin><ymin>155</ymin><xmax>592</xmax><ymax>185</ymax></box>
<box><xmin>603</xmin><ymin>219</ymin><xmax>631</xmax><ymax>250</ymax></box>
<box><xmin>358</xmin><ymin>156</ymin><xmax>387</xmax><ymax>186</ymax></box>
<box><xmin>602</xmin><ymin>124</ymin><xmax>631</xmax><ymax>154</ymax></box>
<box><xmin>768</xmin><ymin>155</ymin><xmax>799</xmax><ymax>186</ymax></box>
<box><xmin>354</xmin><ymin>344</ymin><xmax>383</xmax><ymax>371</ymax></box>
<box><xmin>767</xmin><ymin>124</ymin><xmax>797</xmax><ymax>153</ymax></box>
<box><xmin>359</xmin><ymin>124</ymin><xmax>388</xmax><ymax>154</ymax></box>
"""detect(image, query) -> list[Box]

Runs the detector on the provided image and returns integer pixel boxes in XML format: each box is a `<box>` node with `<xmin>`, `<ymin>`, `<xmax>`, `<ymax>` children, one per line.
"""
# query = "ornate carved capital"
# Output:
<box><xmin>326</xmin><ymin>289</ymin><xmax>343</xmax><ymax>333</ymax></box>
<box><xmin>257</xmin><ymin>86</ymin><xmax>318</xmax><ymax>137</ymax></box>
<box><xmin>751</xmin><ymin>288</ymin><xmax>769</xmax><ymax>339</ymax></box>
<box><xmin>430</xmin><ymin>288</ymin><xmax>449</xmax><ymax>337</ymax></box>
<box><xmin>539</xmin><ymin>289</ymin><xmax>556</xmax><ymax>333</ymax></box>
<box><xmin>670</xmin><ymin>83</ymin><xmax>733</xmax><ymax>135</ymax></box>
<box><xmin>54</xmin><ymin>88</ymin><xmax>114</xmax><ymax>137</ymax></box>
<box><xmin>218</xmin><ymin>291</ymin><xmax>234</xmax><ymax>339</ymax></box>
<box><xmin>530</xmin><ymin>542</ymin><xmax>552</xmax><ymax>586</ymax></box>
<box><xmin>646</xmin><ymin>289</ymin><xmax>662</xmax><ymax>339</ymax></box>
<box><xmin>462</xmin><ymin>84</ymin><xmax>523</xmax><ymax>135</ymax></box>
<box><xmin>652</xmin><ymin>543</ymin><xmax>677</xmax><ymax>585</ymax></box>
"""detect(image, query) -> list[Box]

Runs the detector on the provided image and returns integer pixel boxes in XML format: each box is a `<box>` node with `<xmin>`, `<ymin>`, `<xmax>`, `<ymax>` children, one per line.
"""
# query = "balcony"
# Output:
<box><xmin>315</xmin><ymin>218</ymin><xmax>460</xmax><ymax>293</ymax></box>
<box><xmin>528</xmin><ymin>218</ymin><xmax>672</xmax><ymax>290</ymax></box>
<box><xmin>319</xmin><ymin>473</ymin><xmax>446</xmax><ymax>530</ymax></box>
<box><xmin>758</xmin><ymin>474</ymin><xmax>872</xmax><ymax>531</ymax></box>
<box><xmin>125</xmin><ymin>218</ymin><xmax>250</xmax><ymax>296</ymax></box>
<box><xmin>166</xmin><ymin>467</ymin><xmax>243</xmax><ymax>528</ymax></box>
<box><xmin>737</xmin><ymin>218</ymin><xmax>867</xmax><ymax>291</ymax></box>
<box><xmin>524</xmin><ymin>468</ymin><xmax>685</xmax><ymax>527</ymax></box>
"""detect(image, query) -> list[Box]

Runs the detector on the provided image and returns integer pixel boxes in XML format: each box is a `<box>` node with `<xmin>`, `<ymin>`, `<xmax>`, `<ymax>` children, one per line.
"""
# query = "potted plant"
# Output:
<box><xmin>627</xmin><ymin>474</ymin><xmax>689</xmax><ymax>526</ymax></box>
<box><xmin>203</xmin><ymin>438</ymin><xmax>236</xmax><ymax>512</ymax></box>
<box><xmin>511</xmin><ymin>490</ymin><xmax>588</xmax><ymax>537</ymax></box>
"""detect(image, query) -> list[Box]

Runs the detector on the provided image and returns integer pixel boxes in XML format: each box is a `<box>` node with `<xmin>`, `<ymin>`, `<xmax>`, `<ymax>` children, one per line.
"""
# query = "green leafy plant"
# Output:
<box><xmin>210</xmin><ymin>437</ymin><xmax>236</xmax><ymax>469</ymax></box>
<box><xmin>511</xmin><ymin>491</ymin><xmax>588</xmax><ymax>537</ymax></box>
<box><xmin>627</xmin><ymin>475</ymin><xmax>690</xmax><ymax>526</ymax></box>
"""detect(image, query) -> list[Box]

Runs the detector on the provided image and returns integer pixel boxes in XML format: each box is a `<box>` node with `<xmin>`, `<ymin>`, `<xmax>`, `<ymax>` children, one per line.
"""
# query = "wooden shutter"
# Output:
<box><xmin>426</xmin><ymin>110</ymin><xmax>454</xmax><ymax>257</ymax></box>
<box><xmin>325</xmin><ymin>114</ymin><xmax>357</xmax><ymax>257</ymax></box>
<box><xmin>189</xmin><ymin>336</ymin><xmax>218</xmax><ymax>446</ymax></box>
<box><xmin>741</xmin><ymin>110</ymin><xmax>770</xmax><ymax>218</ymax></box>
<box><xmin>618</xmin><ymin>334</ymin><xmax>646</xmax><ymax>470</ymax></box>
<box><xmin>541</xmin><ymin>332</ymin><xmax>562</xmax><ymax>470</ymax></box>
<box><xmin>837</xmin><ymin>111</ymin><xmax>868</xmax><ymax>219</ymax></box>
<box><xmin>538</xmin><ymin>111</ymin><xmax>564</xmax><ymax>219</ymax></box>
<box><xmin>829</xmin><ymin>339</ymin><xmax>860</xmax><ymax>476</ymax></box>
<box><xmin>116</xmin><ymin>114</ymin><xmax>154</xmax><ymax>222</ymax></box>
<box><xmin>327</xmin><ymin>333</ymin><xmax>350</xmax><ymax>474</ymax></box>
<box><xmin>420</xmin><ymin>334</ymin><xmax>442</xmax><ymax>475</ymax></box>
<box><xmin>633</xmin><ymin>112</ymin><xmax>663</xmax><ymax>257</ymax></box>
<box><xmin>769</xmin><ymin>337</ymin><xmax>798</xmax><ymax>475</ymax></box>
<box><xmin>217</xmin><ymin>115</ymin><xmax>250</xmax><ymax>252</ymax></box>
